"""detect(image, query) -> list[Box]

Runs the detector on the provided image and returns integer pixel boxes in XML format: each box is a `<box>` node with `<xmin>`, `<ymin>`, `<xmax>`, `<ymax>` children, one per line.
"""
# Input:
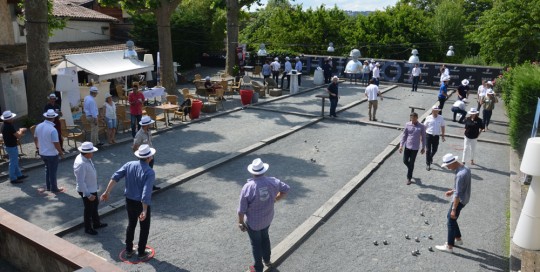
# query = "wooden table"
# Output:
<box><xmin>153</xmin><ymin>103</ymin><xmax>178</xmax><ymax>126</ymax></box>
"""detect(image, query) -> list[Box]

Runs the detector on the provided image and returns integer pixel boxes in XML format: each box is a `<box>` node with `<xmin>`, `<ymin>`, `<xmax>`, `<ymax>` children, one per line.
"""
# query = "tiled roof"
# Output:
<box><xmin>0</xmin><ymin>40</ymin><xmax>145</xmax><ymax>72</ymax></box>
<box><xmin>53</xmin><ymin>0</ymin><xmax>117</xmax><ymax>22</ymax></box>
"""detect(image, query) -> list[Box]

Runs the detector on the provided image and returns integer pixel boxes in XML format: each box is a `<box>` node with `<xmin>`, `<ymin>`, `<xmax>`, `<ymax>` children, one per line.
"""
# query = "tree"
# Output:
<box><xmin>99</xmin><ymin>0</ymin><xmax>181</xmax><ymax>95</ymax></box>
<box><xmin>430</xmin><ymin>0</ymin><xmax>466</xmax><ymax>62</ymax></box>
<box><xmin>469</xmin><ymin>0</ymin><xmax>540</xmax><ymax>65</ymax></box>
<box><xmin>24</xmin><ymin>0</ymin><xmax>54</xmax><ymax>120</ymax></box>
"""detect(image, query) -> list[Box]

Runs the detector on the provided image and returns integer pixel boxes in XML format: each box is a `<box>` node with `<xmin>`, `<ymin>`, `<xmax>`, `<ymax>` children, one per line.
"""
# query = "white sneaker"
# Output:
<box><xmin>435</xmin><ymin>243</ymin><xmax>454</xmax><ymax>253</ymax></box>
<box><xmin>454</xmin><ymin>239</ymin><xmax>463</xmax><ymax>246</ymax></box>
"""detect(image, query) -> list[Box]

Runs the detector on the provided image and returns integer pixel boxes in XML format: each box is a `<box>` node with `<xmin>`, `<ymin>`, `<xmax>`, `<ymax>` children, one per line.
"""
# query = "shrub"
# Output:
<box><xmin>502</xmin><ymin>64</ymin><xmax>540</xmax><ymax>152</ymax></box>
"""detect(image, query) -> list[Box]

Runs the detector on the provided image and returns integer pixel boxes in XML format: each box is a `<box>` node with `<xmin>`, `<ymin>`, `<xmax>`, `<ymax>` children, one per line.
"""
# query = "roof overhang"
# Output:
<box><xmin>64</xmin><ymin>50</ymin><xmax>154</xmax><ymax>81</ymax></box>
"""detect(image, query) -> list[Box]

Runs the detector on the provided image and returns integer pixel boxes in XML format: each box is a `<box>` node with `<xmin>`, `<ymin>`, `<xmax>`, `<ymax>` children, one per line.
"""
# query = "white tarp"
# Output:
<box><xmin>64</xmin><ymin>50</ymin><xmax>154</xmax><ymax>81</ymax></box>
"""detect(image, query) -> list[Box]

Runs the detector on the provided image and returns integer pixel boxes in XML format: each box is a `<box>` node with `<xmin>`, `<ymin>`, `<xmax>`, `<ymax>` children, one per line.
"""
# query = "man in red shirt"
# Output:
<box><xmin>128</xmin><ymin>83</ymin><xmax>145</xmax><ymax>138</ymax></box>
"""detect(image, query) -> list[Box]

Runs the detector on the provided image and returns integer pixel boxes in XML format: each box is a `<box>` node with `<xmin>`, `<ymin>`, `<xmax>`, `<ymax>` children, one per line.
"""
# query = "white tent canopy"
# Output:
<box><xmin>64</xmin><ymin>50</ymin><xmax>154</xmax><ymax>81</ymax></box>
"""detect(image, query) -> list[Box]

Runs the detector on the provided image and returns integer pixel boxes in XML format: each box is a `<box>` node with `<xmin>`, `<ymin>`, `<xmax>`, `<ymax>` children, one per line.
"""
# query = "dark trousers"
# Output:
<box><xmin>452</xmin><ymin>107</ymin><xmax>467</xmax><ymax>122</ymax></box>
<box><xmin>125</xmin><ymin>198</ymin><xmax>151</xmax><ymax>255</ymax></box>
<box><xmin>374</xmin><ymin>77</ymin><xmax>380</xmax><ymax>86</ymax></box>
<box><xmin>247</xmin><ymin>225</ymin><xmax>271</xmax><ymax>272</ymax></box>
<box><xmin>412</xmin><ymin>76</ymin><xmax>419</xmax><ymax>92</ymax></box>
<box><xmin>324</xmin><ymin>72</ymin><xmax>332</xmax><ymax>84</ymax></box>
<box><xmin>272</xmin><ymin>71</ymin><xmax>279</xmax><ymax>83</ymax></box>
<box><xmin>438</xmin><ymin>97</ymin><xmax>446</xmax><ymax>114</ymax></box>
<box><xmin>297</xmin><ymin>74</ymin><xmax>301</xmax><ymax>86</ymax></box>
<box><xmin>78</xmin><ymin>192</ymin><xmax>101</xmax><ymax>231</ymax></box>
<box><xmin>263</xmin><ymin>75</ymin><xmax>270</xmax><ymax>85</ymax></box>
<box><xmin>425</xmin><ymin>134</ymin><xmax>440</xmax><ymax>165</ymax></box>
<box><xmin>130</xmin><ymin>114</ymin><xmax>142</xmax><ymax>138</ymax></box>
<box><xmin>41</xmin><ymin>155</ymin><xmax>59</xmax><ymax>191</ymax></box>
<box><xmin>280</xmin><ymin>73</ymin><xmax>290</xmax><ymax>89</ymax></box>
<box><xmin>447</xmin><ymin>202</ymin><xmax>464</xmax><ymax>246</ymax></box>
<box><xmin>483</xmin><ymin>110</ymin><xmax>493</xmax><ymax>128</ymax></box>
<box><xmin>329</xmin><ymin>97</ymin><xmax>338</xmax><ymax>117</ymax></box>
<box><xmin>403</xmin><ymin>148</ymin><xmax>418</xmax><ymax>180</ymax></box>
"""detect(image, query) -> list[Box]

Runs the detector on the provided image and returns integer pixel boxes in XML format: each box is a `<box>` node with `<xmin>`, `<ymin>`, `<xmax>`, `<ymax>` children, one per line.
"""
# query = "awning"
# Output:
<box><xmin>64</xmin><ymin>50</ymin><xmax>154</xmax><ymax>81</ymax></box>
<box><xmin>51</xmin><ymin>60</ymin><xmax>82</xmax><ymax>75</ymax></box>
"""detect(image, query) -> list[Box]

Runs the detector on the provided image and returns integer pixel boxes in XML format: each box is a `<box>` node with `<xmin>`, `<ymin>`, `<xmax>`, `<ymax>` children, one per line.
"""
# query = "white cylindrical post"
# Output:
<box><xmin>513</xmin><ymin>137</ymin><xmax>540</xmax><ymax>250</ymax></box>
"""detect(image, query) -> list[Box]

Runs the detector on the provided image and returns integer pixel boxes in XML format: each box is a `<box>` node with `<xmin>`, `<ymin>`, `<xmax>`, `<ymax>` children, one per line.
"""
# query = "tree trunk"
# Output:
<box><xmin>156</xmin><ymin>0</ymin><xmax>181</xmax><ymax>95</ymax></box>
<box><xmin>225</xmin><ymin>0</ymin><xmax>239</xmax><ymax>75</ymax></box>
<box><xmin>25</xmin><ymin>0</ymin><xmax>53</xmax><ymax>121</ymax></box>
<box><xmin>0</xmin><ymin>0</ymin><xmax>15</xmax><ymax>45</ymax></box>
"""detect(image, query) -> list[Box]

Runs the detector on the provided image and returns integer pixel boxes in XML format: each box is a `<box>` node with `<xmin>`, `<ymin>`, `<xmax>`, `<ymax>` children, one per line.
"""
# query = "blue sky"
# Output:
<box><xmin>249</xmin><ymin>0</ymin><xmax>399</xmax><ymax>11</ymax></box>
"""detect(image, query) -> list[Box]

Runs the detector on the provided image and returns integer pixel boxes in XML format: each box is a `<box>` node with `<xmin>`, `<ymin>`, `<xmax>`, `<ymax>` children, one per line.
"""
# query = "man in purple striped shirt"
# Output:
<box><xmin>399</xmin><ymin>112</ymin><xmax>426</xmax><ymax>185</ymax></box>
<box><xmin>238</xmin><ymin>158</ymin><xmax>290</xmax><ymax>272</ymax></box>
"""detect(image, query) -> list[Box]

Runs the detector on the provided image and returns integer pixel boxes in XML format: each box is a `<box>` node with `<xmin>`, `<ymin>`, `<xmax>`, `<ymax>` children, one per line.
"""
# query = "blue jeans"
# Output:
<box><xmin>5</xmin><ymin>146</ymin><xmax>22</xmax><ymax>181</ymax></box>
<box><xmin>247</xmin><ymin>225</ymin><xmax>271</xmax><ymax>272</ymax></box>
<box><xmin>130</xmin><ymin>114</ymin><xmax>142</xmax><ymax>138</ymax></box>
<box><xmin>41</xmin><ymin>155</ymin><xmax>59</xmax><ymax>191</ymax></box>
<box><xmin>447</xmin><ymin>202</ymin><xmax>464</xmax><ymax>246</ymax></box>
<box><xmin>329</xmin><ymin>97</ymin><xmax>338</xmax><ymax>116</ymax></box>
<box><xmin>483</xmin><ymin>110</ymin><xmax>493</xmax><ymax>128</ymax></box>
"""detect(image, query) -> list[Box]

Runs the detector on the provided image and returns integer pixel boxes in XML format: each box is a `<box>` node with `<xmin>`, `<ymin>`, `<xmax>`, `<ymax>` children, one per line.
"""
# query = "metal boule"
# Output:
<box><xmin>373</xmin><ymin>240</ymin><xmax>378</xmax><ymax>246</ymax></box>
<box><xmin>411</xmin><ymin>250</ymin><xmax>416</xmax><ymax>256</ymax></box>
<box><xmin>420</xmin><ymin>212</ymin><xmax>424</xmax><ymax>216</ymax></box>
<box><xmin>415</xmin><ymin>237</ymin><xmax>419</xmax><ymax>242</ymax></box>
<box><xmin>424</xmin><ymin>220</ymin><xmax>429</xmax><ymax>225</ymax></box>
<box><xmin>428</xmin><ymin>246</ymin><xmax>433</xmax><ymax>251</ymax></box>
<box><xmin>428</xmin><ymin>234</ymin><xmax>433</xmax><ymax>240</ymax></box>
<box><xmin>383</xmin><ymin>240</ymin><xmax>388</xmax><ymax>245</ymax></box>
<box><xmin>405</xmin><ymin>234</ymin><xmax>410</xmax><ymax>239</ymax></box>
<box><xmin>415</xmin><ymin>249</ymin><xmax>420</xmax><ymax>254</ymax></box>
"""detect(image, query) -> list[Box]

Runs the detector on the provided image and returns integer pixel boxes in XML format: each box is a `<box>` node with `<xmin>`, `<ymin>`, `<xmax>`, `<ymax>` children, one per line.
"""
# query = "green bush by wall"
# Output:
<box><xmin>501</xmin><ymin>64</ymin><xmax>540</xmax><ymax>153</ymax></box>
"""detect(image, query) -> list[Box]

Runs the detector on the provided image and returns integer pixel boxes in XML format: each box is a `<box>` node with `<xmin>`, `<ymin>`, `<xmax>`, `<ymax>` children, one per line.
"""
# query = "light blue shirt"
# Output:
<box><xmin>111</xmin><ymin>160</ymin><xmax>155</xmax><ymax>205</ymax></box>
<box><xmin>453</xmin><ymin>165</ymin><xmax>471</xmax><ymax>205</ymax></box>
<box><xmin>83</xmin><ymin>95</ymin><xmax>98</xmax><ymax>118</ymax></box>
<box><xmin>284</xmin><ymin>61</ymin><xmax>292</xmax><ymax>73</ymax></box>
<box><xmin>74</xmin><ymin>154</ymin><xmax>98</xmax><ymax>197</ymax></box>
<box><xmin>295</xmin><ymin>61</ymin><xmax>302</xmax><ymax>72</ymax></box>
<box><xmin>34</xmin><ymin>120</ymin><xmax>59</xmax><ymax>156</ymax></box>
<box><xmin>262</xmin><ymin>64</ymin><xmax>271</xmax><ymax>76</ymax></box>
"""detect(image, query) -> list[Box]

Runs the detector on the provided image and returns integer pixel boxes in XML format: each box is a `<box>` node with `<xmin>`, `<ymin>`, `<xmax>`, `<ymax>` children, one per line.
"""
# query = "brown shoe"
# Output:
<box><xmin>406</xmin><ymin>179</ymin><xmax>412</xmax><ymax>185</ymax></box>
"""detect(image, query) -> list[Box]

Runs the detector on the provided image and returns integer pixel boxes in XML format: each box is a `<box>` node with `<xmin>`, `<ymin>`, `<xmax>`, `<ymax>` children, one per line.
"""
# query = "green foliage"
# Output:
<box><xmin>21</xmin><ymin>117</ymin><xmax>38</xmax><ymax>129</ymax></box>
<box><xmin>461</xmin><ymin>55</ymin><xmax>487</xmax><ymax>66</ymax></box>
<box><xmin>500</xmin><ymin>64</ymin><xmax>540</xmax><ymax>152</ymax></box>
<box><xmin>19</xmin><ymin>0</ymin><xmax>67</xmax><ymax>36</ymax></box>
<box><xmin>469</xmin><ymin>0</ymin><xmax>540</xmax><ymax>65</ymax></box>
<box><xmin>430</xmin><ymin>0</ymin><xmax>466</xmax><ymax>62</ymax></box>
<box><xmin>129</xmin><ymin>0</ymin><xmax>226</xmax><ymax>68</ymax></box>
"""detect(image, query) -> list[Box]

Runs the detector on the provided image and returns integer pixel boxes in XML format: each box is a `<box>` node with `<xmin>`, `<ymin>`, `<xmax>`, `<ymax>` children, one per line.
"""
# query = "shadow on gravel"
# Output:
<box><xmin>472</xmin><ymin>164</ymin><xmax>511</xmax><ymax>177</ymax></box>
<box><xmin>417</xmin><ymin>193</ymin><xmax>448</xmax><ymax>203</ymax></box>
<box><xmin>454</xmin><ymin>247</ymin><xmax>508</xmax><ymax>271</ymax></box>
<box><xmin>157</xmin><ymin>189</ymin><xmax>220</xmax><ymax>220</ymax></box>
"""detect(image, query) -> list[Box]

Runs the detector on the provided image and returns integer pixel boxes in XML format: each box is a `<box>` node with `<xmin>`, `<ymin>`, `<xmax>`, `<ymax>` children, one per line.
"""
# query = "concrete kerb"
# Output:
<box><xmin>509</xmin><ymin>148</ymin><xmax>523</xmax><ymax>271</ymax></box>
<box><xmin>50</xmin><ymin>115</ymin><xmax>323</xmax><ymax>236</ymax></box>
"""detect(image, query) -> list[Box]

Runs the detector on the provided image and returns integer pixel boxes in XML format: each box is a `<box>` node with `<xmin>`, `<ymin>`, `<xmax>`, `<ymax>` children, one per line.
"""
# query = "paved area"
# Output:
<box><xmin>0</xmin><ymin>70</ymin><xmax>512</xmax><ymax>271</ymax></box>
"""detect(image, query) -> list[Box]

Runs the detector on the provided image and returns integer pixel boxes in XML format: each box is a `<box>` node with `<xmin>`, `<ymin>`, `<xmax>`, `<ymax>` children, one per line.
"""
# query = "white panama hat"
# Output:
<box><xmin>78</xmin><ymin>141</ymin><xmax>98</xmax><ymax>153</ymax></box>
<box><xmin>441</xmin><ymin>153</ymin><xmax>459</xmax><ymax>167</ymax></box>
<box><xmin>134</xmin><ymin>144</ymin><xmax>156</xmax><ymax>159</ymax></box>
<box><xmin>247</xmin><ymin>158</ymin><xmax>269</xmax><ymax>175</ymax></box>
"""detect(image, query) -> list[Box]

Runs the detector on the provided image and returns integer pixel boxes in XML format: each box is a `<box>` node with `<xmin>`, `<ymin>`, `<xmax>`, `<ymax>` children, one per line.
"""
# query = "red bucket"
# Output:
<box><xmin>190</xmin><ymin>99</ymin><xmax>203</xmax><ymax>119</ymax></box>
<box><xmin>240</xmin><ymin>90</ymin><xmax>254</xmax><ymax>106</ymax></box>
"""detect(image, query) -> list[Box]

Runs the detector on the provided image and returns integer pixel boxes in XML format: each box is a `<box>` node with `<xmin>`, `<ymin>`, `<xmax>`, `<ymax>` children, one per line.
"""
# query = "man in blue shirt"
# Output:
<box><xmin>438</xmin><ymin>76</ymin><xmax>450</xmax><ymax>115</ymax></box>
<box><xmin>280</xmin><ymin>57</ymin><xmax>292</xmax><ymax>89</ymax></box>
<box><xmin>436</xmin><ymin>153</ymin><xmax>471</xmax><ymax>253</ymax></box>
<box><xmin>295</xmin><ymin>56</ymin><xmax>303</xmax><ymax>86</ymax></box>
<box><xmin>101</xmin><ymin>144</ymin><xmax>156</xmax><ymax>260</ymax></box>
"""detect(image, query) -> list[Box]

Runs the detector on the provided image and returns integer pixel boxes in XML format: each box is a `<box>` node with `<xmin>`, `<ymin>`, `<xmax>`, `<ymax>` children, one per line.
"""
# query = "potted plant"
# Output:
<box><xmin>232</xmin><ymin>65</ymin><xmax>241</xmax><ymax>82</ymax></box>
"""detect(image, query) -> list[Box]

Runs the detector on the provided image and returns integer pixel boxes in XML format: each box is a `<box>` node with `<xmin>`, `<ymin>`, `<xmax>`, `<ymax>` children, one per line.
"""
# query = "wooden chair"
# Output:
<box><xmin>116</xmin><ymin>104</ymin><xmax>132</xmax><ymax>133</ymax></box>
<box><xmin>182</xmin><ymin>88</ymin><xmax>196</xmax><ymax>100</ymax></box>
<box><xmin>265</xmin><ymin>78</ymin><xmax>279</xmax><ymax>94</ymax></box>
<box><xmin>80</xmin><ymin>114</ymin><xmax>106</xmax><ymax>138</ymax></box>
<box><xmin>252</xmin><ymin>81</ymin><xmax>265</xmax><ymax>98</ymax></box>
<box><xmin>174</xmin><ymin>99</ymin><xmax>192</xmax><ymax>122</ymax></box>
<box><xmin>220</xmin><ymin>73</ymin><xmax>229</xmax><ymax>79</ymax></box>
<box><xmin>208</xmin><ymin>88</ymin><xmax>225</xmax><ymax>111</ymax></box>
<box><xmin>60</xmin><ymin>118</ymin><xmax>84</xmax><ymax>147</ymax></box>
<box><xmin>194</xmin><ymin>74</ymin><xmax>202</xmax><ymax>82</ymax></box>
<box><xmin>145</xmin><ymin>107</ymin><xmax>166</xmax><ymax>130</ymax></box>
<box><xmin>252</xmin><ymin>66</ymin><xmax>262</xmax><ymax>77</ymax></box>
<box><xmin>242</xmin><ymin>75</ymin><xmax>252</xmax><ymax>88</ymax></box>
<box><xmin>116</xmin><ymin>85</ymin><xmax>128</xmax><ymax>104</ymax></box>
<box><xmin>194</xmin><ymin>81</ymin><xmax>209</xmax><ymax>101</ymax></box>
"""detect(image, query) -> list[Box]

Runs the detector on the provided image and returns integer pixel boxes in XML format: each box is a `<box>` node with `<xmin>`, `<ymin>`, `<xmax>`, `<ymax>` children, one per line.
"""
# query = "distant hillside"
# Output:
<box><xmin>344</xmin><ymin>10</ymin><xmax>372</xmax><ymax>16</ymax></box>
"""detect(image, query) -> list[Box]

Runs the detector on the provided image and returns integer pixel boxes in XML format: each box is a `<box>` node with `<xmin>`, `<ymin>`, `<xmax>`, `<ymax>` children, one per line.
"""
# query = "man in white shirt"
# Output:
<box><xmin>477</xmin><ymin>80</ymin><xmax>488</xmax><ymax>110</ymax></box>
<box><xmin>440</xmin><ymin>64</ymin><xmax>450</xmax><ymax>83</ymax></box>
<box><xmin>34</xmin><ymin>109</ymin><xmax>65</xmax><ymax>193</ymax></box>
<box><xmin>270</xmin><ymin>57</ymin><xmax>281</xmax><ymax>83</ymax></box>
<box><xmin>295</xmin><ymin>57</ymin><xmax>303</xmax><ymax>86</ymax></box>
<box><xmin>451</xmin><ymin>98</ymin><xmax>468</xmax><ymax>123</ymax></box>
<box><xmin>281</xmin><ymin>57</ymin><xmax>292</xmax><ymax>89</ymax></box>
<box><xmin>84</xmin><ymin>86</ymin><xmax>102</xmax><ymax>146</ymax></box>
<box><xmin>423</xmin><ymin>106</ymin><xmax>446</xmax><ymax>170</ymax></box>
<box><xmin>365</xmin><ymin>79</ymin><xmax>383</xmax><ymax>121</ymax></box>
<box><xmin>373</xmin><ymin>62</ymin><xmax>381</xmax><ymax>86</ymax></box>
<box><xmin>369</xmin><ymin>59</ymin><xmax>375</xmax><ymax>80</ymax></box>
<box><xmin>74</xmin><ymin>142</ymin><xmax>107</xmax><ymax>235</ymax></box>
<box><xmin>411</xmin><ymin>63</ymin><xmax>422</xmax><ymax>92</ymax></box>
